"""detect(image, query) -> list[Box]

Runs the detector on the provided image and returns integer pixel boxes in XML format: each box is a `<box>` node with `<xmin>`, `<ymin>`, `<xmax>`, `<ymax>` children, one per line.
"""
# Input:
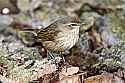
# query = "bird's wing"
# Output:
<box><xmin>36</xmin><ymin>22</ymin><xmax>60</xmax><ymax>42</ymax></box>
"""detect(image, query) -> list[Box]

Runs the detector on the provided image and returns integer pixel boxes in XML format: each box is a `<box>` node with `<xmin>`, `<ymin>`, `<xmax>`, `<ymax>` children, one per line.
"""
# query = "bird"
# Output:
<box><xmin>18</xmin><ymin>16</ymin><xmax>81</xmax><ymax>59</ymax></box>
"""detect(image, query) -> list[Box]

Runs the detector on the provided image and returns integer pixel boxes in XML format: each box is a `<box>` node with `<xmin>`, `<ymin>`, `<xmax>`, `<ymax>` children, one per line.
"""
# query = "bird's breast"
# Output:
<box><xmin>54</xmin><ymin>27</ymin><xmax>79</xmax><ymax>52</ymax></box>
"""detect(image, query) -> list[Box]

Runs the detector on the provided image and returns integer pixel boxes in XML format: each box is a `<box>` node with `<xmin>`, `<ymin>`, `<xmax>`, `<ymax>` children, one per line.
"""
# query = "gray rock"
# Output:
<box><xmin>0</xmin><ymin>15</ymin><xmax>13</xmax><ymax>29</ymax></box>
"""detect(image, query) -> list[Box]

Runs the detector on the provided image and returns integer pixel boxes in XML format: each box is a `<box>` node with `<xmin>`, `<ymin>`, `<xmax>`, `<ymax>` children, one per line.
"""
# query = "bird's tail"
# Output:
<box><xmin>18</xmin><ymin>28</ymin><xmax>39</xmax><ymax>46</ymax></box>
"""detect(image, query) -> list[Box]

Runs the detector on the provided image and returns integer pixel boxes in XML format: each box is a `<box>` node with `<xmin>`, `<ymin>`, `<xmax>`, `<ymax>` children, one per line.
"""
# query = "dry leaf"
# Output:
<box><xmin>59</xmin><ymin>66</ymin><xmax>79</xmax><ymax>80</ymax></box>
<box><xmin>84</xmin><ymin>73</ymin><xmax>124</xmax><ymax>83</ymax></box>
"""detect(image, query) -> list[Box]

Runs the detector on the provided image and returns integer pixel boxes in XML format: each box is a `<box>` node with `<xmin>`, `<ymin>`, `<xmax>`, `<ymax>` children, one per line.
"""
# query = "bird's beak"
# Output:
<box><xmin>80</xmin><ymin>23</ymin><xmax>86</xmax><ymax>26</ymax></box>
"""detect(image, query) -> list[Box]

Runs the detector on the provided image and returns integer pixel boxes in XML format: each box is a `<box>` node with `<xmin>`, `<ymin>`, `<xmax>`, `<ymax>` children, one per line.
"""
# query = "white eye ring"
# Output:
<box><xmin>2</xmin><ymin>8</ymin><xmax>10</xmax><ymax>14</ymax></box>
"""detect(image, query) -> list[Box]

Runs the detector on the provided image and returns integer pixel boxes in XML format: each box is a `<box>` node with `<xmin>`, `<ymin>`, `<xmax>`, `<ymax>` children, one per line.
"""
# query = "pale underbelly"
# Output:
<box><xmin>52</xmin><ymin>28</ymin><xmax>79</xmax><ymax>52</ymax></box>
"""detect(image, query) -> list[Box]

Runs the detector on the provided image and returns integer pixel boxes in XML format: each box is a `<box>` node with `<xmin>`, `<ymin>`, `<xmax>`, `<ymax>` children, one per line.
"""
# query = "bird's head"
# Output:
<box><xmin>56</xmin><ymin>16</ymin><xmax>81</xmax><ymax>31</ymax></box>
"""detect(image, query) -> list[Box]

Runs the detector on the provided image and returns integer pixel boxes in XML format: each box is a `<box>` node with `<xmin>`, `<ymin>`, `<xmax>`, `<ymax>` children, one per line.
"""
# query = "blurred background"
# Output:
<box><xmin>0</xmin><ymin>0</ymin><xmax>125</xmax><ymax>83</ymax></box>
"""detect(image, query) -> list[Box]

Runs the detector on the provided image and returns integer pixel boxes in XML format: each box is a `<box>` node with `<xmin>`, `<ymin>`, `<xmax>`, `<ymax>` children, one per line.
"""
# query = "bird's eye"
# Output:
<box><xmin>68</xmin><ymin>23</ymin><xmax>78</xmax><ymax>27</ymax></box>
<box><xmin>70</xmin><ymin>23</ymin><xmax>78</xmax><ymax>26</ymax></box>
<box><xmin>71</xmin><ymin>23</ymin><xmax>78</xmax><ymax>26</ymax></box>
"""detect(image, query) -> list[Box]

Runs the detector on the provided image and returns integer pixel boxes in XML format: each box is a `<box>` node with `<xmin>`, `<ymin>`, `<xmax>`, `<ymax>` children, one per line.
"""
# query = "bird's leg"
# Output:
<box><xmin>60</xmin><ymin>52</ymin><xmax>65</xmax><ymax>64</ymax></box>
<box><xmin>60</xmin><ymin>52</ymin><xmax>69</xmax><ymax>72</ymax></box>
<box><xmin>61</xmin><ymin>50</ymin><xmax>70</xmax><ymax>65</ymax></box>
<box><xmin>47</xmin><ymin>51</ymin><xmax>55</xmax><ymax>60</ymax></box>
<box><xmin>47</xmin><ymin>51</ymin><xmax>60</xmax><ymax>72</ymax></box>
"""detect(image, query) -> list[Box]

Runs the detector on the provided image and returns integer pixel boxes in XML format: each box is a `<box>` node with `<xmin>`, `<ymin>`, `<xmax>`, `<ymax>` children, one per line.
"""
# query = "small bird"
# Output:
<box><xmin>19</xmin><ymin>16</ymin><xmax>80</xmax><ymax>59</ymax></box>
